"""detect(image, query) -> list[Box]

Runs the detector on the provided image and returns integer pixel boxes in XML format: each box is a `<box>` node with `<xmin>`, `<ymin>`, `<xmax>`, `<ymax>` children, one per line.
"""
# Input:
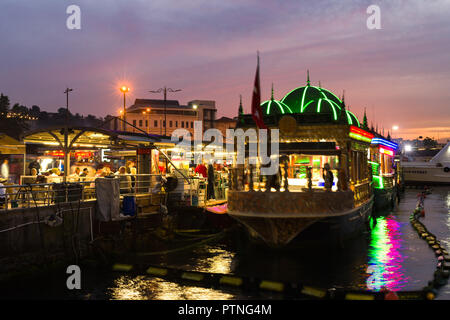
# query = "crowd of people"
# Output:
<box><xmin>22</xmin><ymin>160</ymin><xmax>138</xmax><ymax>192</ymax></box>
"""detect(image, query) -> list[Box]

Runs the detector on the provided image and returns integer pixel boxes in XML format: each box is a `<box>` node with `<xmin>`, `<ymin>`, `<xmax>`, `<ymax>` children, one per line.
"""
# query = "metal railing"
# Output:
<box><xmin>0</xmin><ymin>173</ymin><xmax>229</xmax><ymax>212</ymax></box>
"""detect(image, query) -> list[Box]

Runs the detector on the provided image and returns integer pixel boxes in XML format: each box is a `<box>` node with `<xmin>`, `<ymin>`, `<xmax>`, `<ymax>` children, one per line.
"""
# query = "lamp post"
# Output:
<box><xmin>142</xmin><ymin>108</ymin><xmax>150</xmax><ymax>134</ymax></box>
<box><xmin>149</xmin><ymin>87</ymin><xmax>181</xmax><ymax>136</ymax></box>
<box><xmin>63</xmin><ymin>88</ymin><xmax>73</xmax><ymax>183</ymax></box>
<box><xmin>120</xmin><ymin>86</ymin><xmax>130</xmax><ymax>131</ymax></box>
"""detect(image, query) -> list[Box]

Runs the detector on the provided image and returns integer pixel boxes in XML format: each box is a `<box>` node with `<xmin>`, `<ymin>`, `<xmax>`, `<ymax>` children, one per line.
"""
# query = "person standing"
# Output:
<box><xmin>1</xmin><ymin>159</ymin><xmax>9</xmax><ymax>182</ymax></box>
<box><xmin>207</xmin><ymin>163</ymin><xmax>215</xmax><ymax>200</ymax></box>
<box><xmin>323</xmin><ymin>163</ymin><xmax>334</xmax><ymax>191</ymax></box>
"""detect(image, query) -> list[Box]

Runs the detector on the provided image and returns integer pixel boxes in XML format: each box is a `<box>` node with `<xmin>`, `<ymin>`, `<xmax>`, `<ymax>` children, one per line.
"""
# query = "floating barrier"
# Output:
<box><xmin>409</xmin><ymin>189</ymin><xmax>448</xmax><ymax>298</ymax></box>
<box><xmin>108</xmin><ymin>191</ymin><xmax>441</xmax><ymax>300</ymax></box>
<box><xmin>109</xmin><ymin>261</ymin><xmax>434</xmax><ymax>300</ymax></box>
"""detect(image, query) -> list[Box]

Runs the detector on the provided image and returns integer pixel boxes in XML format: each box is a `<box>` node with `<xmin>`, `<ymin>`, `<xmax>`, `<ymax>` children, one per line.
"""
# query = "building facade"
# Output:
<box><xmin>108</xmin><ymin>99</ymin><xmax>217</xmax><ymax>136</ymax></box>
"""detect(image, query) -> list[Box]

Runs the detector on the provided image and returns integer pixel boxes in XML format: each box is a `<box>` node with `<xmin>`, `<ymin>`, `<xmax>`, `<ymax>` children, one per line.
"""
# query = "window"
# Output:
<box><xmin>163</xmin><ymin>120</ymin><xmax>166</xmax><ymax>127</ymax></box>
<box><xmin>169</xmin><ymin>120</ymin><xmax>172</xmax><ymax>127</ymax></box>
<box><xmin>181</xmin><ymin>121</ymin><xmax>184</xmax><ymax>128</ymax></box>
<box><xmin>154</xmin><ymin>120</ymin><xmax>158</xmax><ymax>127</ymax></box>
<box><xmin>133</xmin><ymin>120</ymin><xmax>137</xmax><ymax>126</ymax></box>
<box><xmin>145</xmin><ymin>120</ymin><xmax>148</xmax><ymax>127</ymax></box>
<box><xmin>191</xmin><ymin>121</ymin><xmax>193</xmax><ymax>128</ymax></box>
<box><xmin>139</xmin><ymin>120</ymin><xmax>143</xmax><ymax>127</ymax></box>
<box><xmin>175</xmin><ymin>121</ymin><xmax>178</xmax><ymax>127</ymax></box>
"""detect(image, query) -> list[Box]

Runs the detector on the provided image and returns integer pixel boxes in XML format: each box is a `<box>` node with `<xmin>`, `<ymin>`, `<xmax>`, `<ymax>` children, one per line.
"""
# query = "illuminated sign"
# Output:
<box><xmin>349</xmin><ymin>126</ymin><xmax>374</xmax><ymax>143</ymax></box>
<box><xmin>75</xmin><ymin>151</ymin><xmax>92</xmax><ymax>158</ymax></box>
<box><xmin>48</xmin><ymin>151</ymin><xmax>65</xmax><ymax>157</ymax></box>
<box><xmin>371</xmin><ymin>138</ymin><xmax>398</xmax><ymax>150</ymax></box>
<box><xmin>379</xmin><ymin>147</ymin><xmax>394</xmax><ymax>156</ymax></box>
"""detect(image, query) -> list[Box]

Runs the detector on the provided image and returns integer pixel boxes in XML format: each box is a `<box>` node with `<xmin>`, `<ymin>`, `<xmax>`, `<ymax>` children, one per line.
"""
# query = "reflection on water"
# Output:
<box><xmin>366</xmin><ymin>216</ymin><xmax>410</xmax><ymax>291</ymax></box>
<box><xmin>109</xmin><ymin>275</ymin><xmax>234</xmax><ymax>300</ymax></box>
<box><xmin>5</xmin><ymin>188</ymin><xmax>449</xmax><ymax>300</ymax></box>
<box><xmin>192</xmin><ymin>247</ymin><xmax>235</xmax><ymax>274</ymax></box>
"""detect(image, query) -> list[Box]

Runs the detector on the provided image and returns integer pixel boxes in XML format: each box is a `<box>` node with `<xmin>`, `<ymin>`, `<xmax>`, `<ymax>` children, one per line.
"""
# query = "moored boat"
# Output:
<box><xmin>369</xmin><ymin>137</ymin><xmax>399</xmax><ymax>212</ymax></box>
<box><xmin>227</xmin><ymin>78</ymin><xmax>375</xmax><ymax>247</ymax></box>
<box><xmin>401</xmin><ymin>142</ymin><xmax>450</xmax><ymax>185</ymax></box>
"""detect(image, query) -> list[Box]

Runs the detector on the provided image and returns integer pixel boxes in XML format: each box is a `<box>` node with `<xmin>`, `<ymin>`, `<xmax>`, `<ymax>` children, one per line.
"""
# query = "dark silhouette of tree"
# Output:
<box><xmin>0</xmin><ymin>93</ymin><xmax>10</xmax><ymax>115</ymax></box>
<box><xmin>423</xmin><ymin>137</ymin><xmax>437</xmax><ymax>149</ymax></box>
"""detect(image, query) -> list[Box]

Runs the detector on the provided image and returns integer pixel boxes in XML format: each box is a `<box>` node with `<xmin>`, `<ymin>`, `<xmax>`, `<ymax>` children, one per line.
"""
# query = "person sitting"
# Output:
<box><xmin>69</xmin><ymin>167</ymin><xmax>81</xmax><ymax>182</ymax></box>
<box><xmin>47</xmin><ymin>168</ymin><xmax>62</xmax><ymax>183</ymax></box>
<box><xmin>118</xmin><ymin>166</ymin><xmax>131</xmax><ymax>195</ymax></box>
<box><xmin>79</xmin><ymin>168</ymin><xmax>89</xmax><ymax>177</ymax></box>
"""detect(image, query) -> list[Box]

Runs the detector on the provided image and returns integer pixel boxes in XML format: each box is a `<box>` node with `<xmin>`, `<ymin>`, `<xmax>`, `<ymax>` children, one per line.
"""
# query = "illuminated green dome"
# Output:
<box><xmin>261</xmin><ymin>99</ymin><xmax>293</xmax><ymax>115</ymax></box>
<box><xmin>278</xmin><ymin>72</ymin><xmax>360</xmax><ymax>126</ymax></box>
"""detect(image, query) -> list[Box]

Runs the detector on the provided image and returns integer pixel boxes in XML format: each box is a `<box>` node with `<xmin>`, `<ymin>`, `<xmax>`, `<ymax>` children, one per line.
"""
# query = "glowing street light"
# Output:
<box><xmin>142</xmin><ymin>109</ymin><xmax>150</xmax><ymax>134</ymax></box>
<box><xmin>192</xmin><ymin>104</ymin><xmax>198</xmax><ymax>110</ymax></box>
<box><xmin>120</xmin><ymin>86</ymin><xmax>130</xmax><ymax>131</ymax></box>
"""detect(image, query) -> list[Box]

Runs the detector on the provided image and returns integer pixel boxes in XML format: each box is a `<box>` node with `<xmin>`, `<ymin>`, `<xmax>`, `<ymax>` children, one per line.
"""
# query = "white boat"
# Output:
<box><xmin>401</xmin><ymin>142</ymin><xmax>450</xmax><ymax>185</ymax></box>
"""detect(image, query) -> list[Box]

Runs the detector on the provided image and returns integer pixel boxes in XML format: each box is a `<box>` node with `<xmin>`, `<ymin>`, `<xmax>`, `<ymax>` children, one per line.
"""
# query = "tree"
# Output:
<box><xmin>0</xmin><ymin>93</ymin><xmax>10</xmax><ymax>115</ymax></box>
<box><xmin>423</xmin><ymin>137</ymin><xmax>437</xmax><ymax>149</ymax></box>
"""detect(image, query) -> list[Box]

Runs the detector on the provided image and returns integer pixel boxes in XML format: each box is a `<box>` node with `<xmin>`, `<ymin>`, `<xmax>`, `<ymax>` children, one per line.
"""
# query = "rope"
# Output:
<box><xmin>136</xmin><ymin>230</ymin><xmax>227</xmax><ymax>257</ymax></box>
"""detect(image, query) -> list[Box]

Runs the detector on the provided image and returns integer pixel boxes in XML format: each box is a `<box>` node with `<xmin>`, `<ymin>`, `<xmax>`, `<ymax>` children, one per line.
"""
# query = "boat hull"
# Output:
<box><xmin>402</xmin><ymin>165</ymin><xmax>450</xmax><ymax>185</ymax></box>
<box><xmin>373</xmin><ymin>186</ymin><xmax>396</xmax><ymax>213</ymax></box>
<box><xmin>227</xmin><ymin>189</ymin><xmax>373</xmax><ymax>247</ymax></box>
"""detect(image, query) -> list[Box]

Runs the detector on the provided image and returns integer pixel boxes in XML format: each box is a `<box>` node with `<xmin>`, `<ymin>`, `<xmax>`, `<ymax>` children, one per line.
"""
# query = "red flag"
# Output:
<box><xmin>251</xmin><ymin>54</ymin><xmax>267</xmax><ymax>129</ymax></box>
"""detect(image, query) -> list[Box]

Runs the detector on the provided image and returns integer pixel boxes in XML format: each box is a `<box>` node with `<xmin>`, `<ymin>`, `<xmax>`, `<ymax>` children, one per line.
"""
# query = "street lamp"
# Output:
<box><xmin>63</xmin><ymin>88</ymin><xmax>73</xmax><ymax>183</ymax></box>
<box><xmin>142</xmin><ymin>108</ymin><xmax>150</xmax><ymax>134</ymax></box>
<box><xmin>149</xmin><ymin>86</ymin><xmax>182</xmax><ymax>136</ymax></box>
<box><xmin>120</xmin><ymin>86</ymin><xmax>130</xmax><ymax>131</ymax></box>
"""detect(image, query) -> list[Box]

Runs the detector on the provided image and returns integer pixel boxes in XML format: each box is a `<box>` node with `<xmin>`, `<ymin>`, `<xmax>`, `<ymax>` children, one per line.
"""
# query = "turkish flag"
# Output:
<box><xmin>251</xmin><ymin>55</ymin><xmax>267</xmax><ymax>129</ymax></box>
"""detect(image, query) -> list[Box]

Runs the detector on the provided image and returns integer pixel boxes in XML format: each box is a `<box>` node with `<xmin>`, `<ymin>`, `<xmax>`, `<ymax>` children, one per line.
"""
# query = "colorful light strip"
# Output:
<box><xmin>379</xmin><ymin>147</ymin><xmax>394</xmax><ymax>156</ymax></box>
<box><xmin>371</xmin><ymin>138</ymin><xmax>398</xmax><ymax>150</ymax></box>
<box><xmin>349</xmin><ymin>125</ymin><xmax>374</xmax><ymax>143</ymax></box>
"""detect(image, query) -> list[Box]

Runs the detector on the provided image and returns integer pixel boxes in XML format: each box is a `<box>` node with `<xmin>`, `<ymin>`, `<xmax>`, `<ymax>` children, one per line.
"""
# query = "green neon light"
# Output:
<box><xmin>300</xmin><ymin>86</ymin><xmax>309</xmax><ymax>112</ymax></box>
<box><xmin>279</xmin><ymin>101</ymin><xmax>293</xmax><ymax>113</ymax></box>
<box><xmin>369</xmin><ymin>161</ymin><xmax>380</xmax><ymax>175</ymax></box>
<box><xmin>347</xmin><ymin>110</ymin><xmax>360</xmax><ymax>127</ymax></box>
<box><xmin>324</xmin><ymin>99</ymin><xmax>338</xmax><ymax>120</ymax></box>
<box><xmin>263</xmin><ymin>99</ymin><xmax>293</xmax><ymax>115</ymax></box>
<box><xmin>317</xmin><ymin>99</ymin><xmax>322</xmax><ymax>113</ymax></box>
<box><xmin>303</xmin><ymin>100</ymin><xmax>314</xmax><ymax>111</ymax></box>
<box><xmin>277</xmin><ymin>101</ymin><xmax>285</xmax><ymax>114</ymax></box>
<box><xmin>346</xmin><ymin>111</ymin><xmax>353</xmax><ymax>125</ymax></box>
<box><xmin>373</xmin><ymin>175</ymin><xmax>384</xmax><ymax>189</ymax></box>
<box><xmin>266</xmin><ymin>100</ymin><xmax>272</xmax><ymax>114</ymax></box>
<box><xmin>316</xmin><ymin>86</ymin><xmax>343</xmax><ymax>104</ymax></box>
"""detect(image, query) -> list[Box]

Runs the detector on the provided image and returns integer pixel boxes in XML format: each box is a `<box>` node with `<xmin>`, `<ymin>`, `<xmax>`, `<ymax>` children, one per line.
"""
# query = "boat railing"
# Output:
<box><xmin>351</xmin><ymin>180</ymin><xmax>372</xmax><ymax>206</ymax></box>
<box><xmin>0</xmin><ymin>174</ymin><xmax>164</xmax><ymax>212</ymax></box>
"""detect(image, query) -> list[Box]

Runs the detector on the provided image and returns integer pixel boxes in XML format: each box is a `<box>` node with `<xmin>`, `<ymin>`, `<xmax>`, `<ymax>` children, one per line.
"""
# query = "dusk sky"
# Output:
<box><xmin>1</xmin><ymin>0</ymin><xmax>449</xmax><ymax>140</ymax></box>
